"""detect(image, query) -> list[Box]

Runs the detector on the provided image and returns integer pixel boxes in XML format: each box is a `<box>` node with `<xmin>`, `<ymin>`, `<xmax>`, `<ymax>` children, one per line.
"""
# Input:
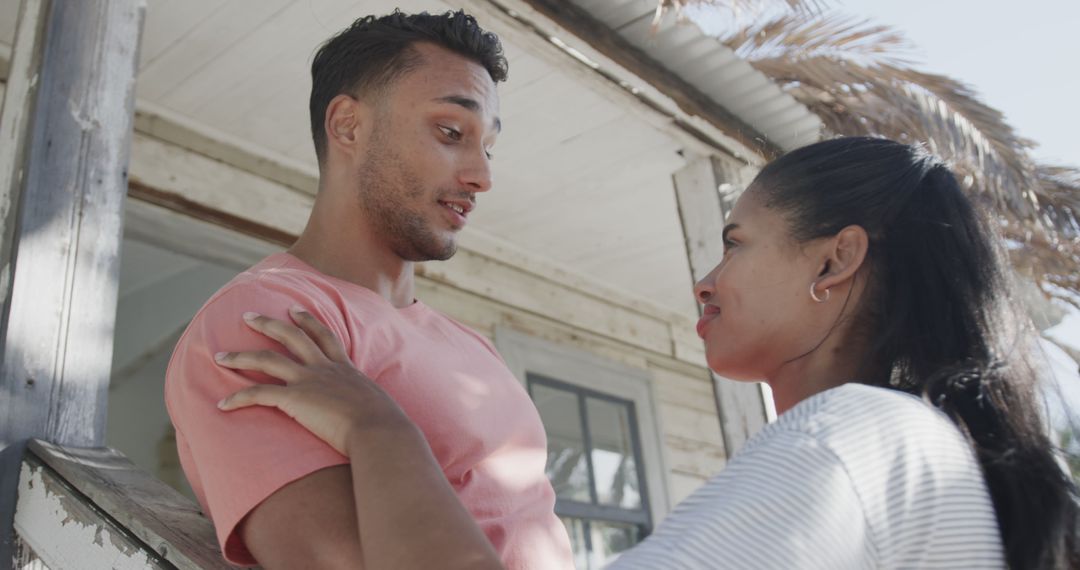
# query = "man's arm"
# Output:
<box><xmin>218</xmin><ymin>308</ymin><xmax>504</xmax><ymax>570</ymax></box>
<box><xmin>164</xmin><ymin>284</ymin><xmax>357</xmax><ymax>566</ymax></box>
<box><xmin>241</xmin><ymin>465</ymin><xmax>363</xmax><ymax>569</ymax></box>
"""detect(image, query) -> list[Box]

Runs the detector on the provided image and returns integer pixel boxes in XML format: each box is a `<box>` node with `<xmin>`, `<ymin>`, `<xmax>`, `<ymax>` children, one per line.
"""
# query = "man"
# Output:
<box><xmin>165</xmin><ymin>11</ymin><xmax>574</xmax><ymax>569</ymax></box>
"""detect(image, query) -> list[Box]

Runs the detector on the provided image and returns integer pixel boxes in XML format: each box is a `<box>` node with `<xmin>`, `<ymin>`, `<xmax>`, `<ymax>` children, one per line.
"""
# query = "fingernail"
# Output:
<box><xmin>242</xmin><ymin>312</ymin><xmax>259</xmax><ymax>322</ymax></box>
<box><xmin>289</xmin><ymin>305</ymin><xmax>305</xmax><ymax>315</ymax></box>
<box><xmin>217</xmin><ymin>398</ymin><xmax>228</xmax><ymax>409</ymax></box>
<box><xmin>214</xmin><ymin>352</ymin><xmax>227</xmax><ymax>362</ymax></box>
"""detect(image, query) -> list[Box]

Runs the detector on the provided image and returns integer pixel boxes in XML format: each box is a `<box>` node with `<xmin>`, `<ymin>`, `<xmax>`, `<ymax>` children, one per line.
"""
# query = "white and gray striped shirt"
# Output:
<box><xmin>610</xmin><ymin>383</ymin><xmax>1005</xmax><ymax>569</ymax></box>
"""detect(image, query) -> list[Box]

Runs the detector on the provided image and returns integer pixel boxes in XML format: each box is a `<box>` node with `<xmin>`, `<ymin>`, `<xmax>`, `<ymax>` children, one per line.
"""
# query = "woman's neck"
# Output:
<box><xmin>766</xmin><ymin>333</ymin><xmax>865</xmax><ymax>415</ymax></box>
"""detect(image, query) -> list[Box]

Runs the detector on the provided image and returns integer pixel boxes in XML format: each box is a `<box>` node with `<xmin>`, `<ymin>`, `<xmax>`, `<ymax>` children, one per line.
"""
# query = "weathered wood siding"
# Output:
<box><xmin>125</xmin><ymin>128</ymin><xmax>729</xmax><ymax>514</ymax></box>
<box><xmin>0</xmin><ymin>63</ymin><xmax>730</xmax><ymax>526</ymax></box>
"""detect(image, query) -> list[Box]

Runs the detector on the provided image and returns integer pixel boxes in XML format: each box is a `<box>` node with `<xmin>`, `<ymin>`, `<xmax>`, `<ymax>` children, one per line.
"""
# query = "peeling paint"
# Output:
<box><xmin>68</xmin><ymin>98</ymin><xmax>102</xmax><ymax>133</ymax></box>
<box><xmin>14</xmin><ymin>463</ymin><xmax>160</xmax><ymax>569</ymax></box>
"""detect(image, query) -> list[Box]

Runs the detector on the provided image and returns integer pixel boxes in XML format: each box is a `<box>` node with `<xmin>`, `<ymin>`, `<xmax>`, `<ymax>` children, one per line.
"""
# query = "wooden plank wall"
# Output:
<box><xmin>0</xmin><ymin>69</ymin><xmax>729</xmax><ymax>518</ymax></box>
<box><xmin>125</xmin><ymin>128</ymin><xmax>730</xmax><ymax>511</ymax></box>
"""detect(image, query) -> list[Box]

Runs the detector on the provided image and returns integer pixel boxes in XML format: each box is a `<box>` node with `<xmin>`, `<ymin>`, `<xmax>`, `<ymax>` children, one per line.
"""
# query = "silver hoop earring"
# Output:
<box><xmin>810</xmin><ymin>282</ymin><xmax>830</xmax><ymax>303</ymax></box>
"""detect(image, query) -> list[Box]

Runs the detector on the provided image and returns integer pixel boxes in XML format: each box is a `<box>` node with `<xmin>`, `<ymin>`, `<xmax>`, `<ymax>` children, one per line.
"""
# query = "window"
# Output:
<box><xmin>108</xmin><ymin>198</ymin><xmax>275</xmax><ymax>499</ymax></box>
<box><xmin>495</xmin><ymin>327</ymin><xmax>670</xmax><ymax>569</ymax></box>
<box><xmin>529</xmin><ymin>374</ymin><xmax>651</xmax><ymax>569</ymax></box>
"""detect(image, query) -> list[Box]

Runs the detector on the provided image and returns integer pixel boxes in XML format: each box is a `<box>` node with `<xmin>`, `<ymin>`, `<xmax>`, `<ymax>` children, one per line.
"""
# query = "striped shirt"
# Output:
<box><xmin>610</xmin><ymin>383</ymin><xmax>1004</xmax><ymax>569</ymax></box>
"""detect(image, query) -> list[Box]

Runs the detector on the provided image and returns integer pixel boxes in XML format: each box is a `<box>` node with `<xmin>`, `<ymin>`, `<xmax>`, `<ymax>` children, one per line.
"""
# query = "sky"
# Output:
<box><xmin>833</xmin><ymin>0</ymin><xmax>1080</xmax><ymax>169</ymax></box>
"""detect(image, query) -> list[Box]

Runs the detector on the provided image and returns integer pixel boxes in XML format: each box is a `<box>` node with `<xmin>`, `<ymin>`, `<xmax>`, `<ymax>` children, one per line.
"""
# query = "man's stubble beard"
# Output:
<box><xmin>356</xmin><ymin>127</ymin><xmax>457</xmax><ymax>262</ymax></box>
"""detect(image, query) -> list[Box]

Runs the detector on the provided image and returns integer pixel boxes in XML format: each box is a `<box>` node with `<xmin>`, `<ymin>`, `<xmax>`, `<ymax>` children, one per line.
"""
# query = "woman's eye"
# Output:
<box><xmin>439</xmin><ymin>126</ymin><xmax>462</xmax><ymax>141</ymax></box>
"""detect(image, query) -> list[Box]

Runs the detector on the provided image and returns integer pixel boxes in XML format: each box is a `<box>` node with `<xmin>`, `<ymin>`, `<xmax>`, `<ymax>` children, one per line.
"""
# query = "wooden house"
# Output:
<box><xmin>0</xmin><ymin>0</ymin><xmax>822</xmax><ymax>567</ymax></box>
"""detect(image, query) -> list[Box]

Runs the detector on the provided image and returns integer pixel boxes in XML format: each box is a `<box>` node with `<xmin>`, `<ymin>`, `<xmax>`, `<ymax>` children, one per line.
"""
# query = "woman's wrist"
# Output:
<box><xmin>344</xmin><ymin>415</ymin><xmax>428</xmax><ymax>459</ymax></box>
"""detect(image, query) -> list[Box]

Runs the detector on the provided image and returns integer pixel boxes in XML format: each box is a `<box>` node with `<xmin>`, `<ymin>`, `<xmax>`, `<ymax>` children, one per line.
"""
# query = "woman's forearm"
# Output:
<box><xmin>347</xmin><ymin>424</ymin><xmax>505</xmax><ymax>570</ymax></box>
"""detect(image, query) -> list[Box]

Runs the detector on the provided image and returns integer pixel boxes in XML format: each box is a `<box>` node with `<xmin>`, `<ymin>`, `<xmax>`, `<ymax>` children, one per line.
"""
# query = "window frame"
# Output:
<box><xmin>494</xmin><ymin>326</ymin><xmax>672</xmax><ymax>523</ymax></box>
<box><xmin>527</xmin><ymin>373</ymin><xmax>653</xmax><ymax>527</ymax></box>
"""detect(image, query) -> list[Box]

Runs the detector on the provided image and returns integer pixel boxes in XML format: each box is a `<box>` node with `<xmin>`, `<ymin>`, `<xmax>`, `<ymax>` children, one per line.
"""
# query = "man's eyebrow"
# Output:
<box><xmin>722</xmin><ymin>223</ymin><xmax>739</xmax><ymax>241</ymax></box>
<box><xmin>434</xmin><ymin>95</ymin><xmax>501</xmax><ymax>133</ymax></box>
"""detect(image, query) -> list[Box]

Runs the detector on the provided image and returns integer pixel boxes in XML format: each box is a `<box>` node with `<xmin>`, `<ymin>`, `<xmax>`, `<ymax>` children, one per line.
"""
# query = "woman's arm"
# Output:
<box><xmin>215</xmin><ymin>307</ymin><xmax>504</xmax><ymax>570</ymax></box>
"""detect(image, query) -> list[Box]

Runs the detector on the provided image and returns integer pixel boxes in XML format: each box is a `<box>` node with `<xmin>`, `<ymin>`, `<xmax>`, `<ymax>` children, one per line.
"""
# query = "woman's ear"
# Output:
<box><xmin>816</xmin><ymin>225</ymin><xmax>869</xmax><ymax>291</ymax></box>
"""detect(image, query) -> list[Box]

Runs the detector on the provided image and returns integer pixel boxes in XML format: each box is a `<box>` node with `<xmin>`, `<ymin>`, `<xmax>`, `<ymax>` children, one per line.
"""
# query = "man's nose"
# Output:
<box><xmin>459</xmin><ymin>150</ymin><xmax>493</xmax><ymax>193</ymax></box>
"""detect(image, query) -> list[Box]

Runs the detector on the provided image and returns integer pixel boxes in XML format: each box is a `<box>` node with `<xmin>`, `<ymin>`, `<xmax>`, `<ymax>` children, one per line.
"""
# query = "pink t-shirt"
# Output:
<box><xmin>165</xmin><ymin>253</ymin><xmax>573</xmax><ymax>568</ymax></box>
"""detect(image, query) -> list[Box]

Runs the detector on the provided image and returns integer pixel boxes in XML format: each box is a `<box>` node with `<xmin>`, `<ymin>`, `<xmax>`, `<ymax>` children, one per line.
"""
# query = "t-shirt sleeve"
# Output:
<box><xmin>164</xmin><ymin>279</ymin><xmax>353</xmax><ymax>565</ymax></box>
<box><xmin>608</xmin><ymin>430</ymin><xmax>876</xmax><ymax>569</ymax></box>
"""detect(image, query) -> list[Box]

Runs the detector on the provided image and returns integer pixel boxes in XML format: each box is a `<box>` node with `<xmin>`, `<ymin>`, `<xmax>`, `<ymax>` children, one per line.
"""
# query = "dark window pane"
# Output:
<box><xmin>532</xmin><ymin>383</ymin><xmax>590</xmax><ymax>502</ymax></box>
<box><xmin>590</xmin><ymin>521</ymin><xmax>641</xmax><ymax>567</ymax></box>
<box><xmin>560</xmin><ymin>516</ymin><xmax>590</xmax><ymax>570</ymax></box>
<box><xmin>586</xmin><ymin>397</ymin><xmax>642</xmax><ymax>509</ymax></box>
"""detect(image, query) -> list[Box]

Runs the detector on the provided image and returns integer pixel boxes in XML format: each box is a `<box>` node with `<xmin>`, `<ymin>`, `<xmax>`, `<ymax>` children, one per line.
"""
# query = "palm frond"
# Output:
<box><xmin>708</xmin><ymin>11</ymin><xmax>1080</xmax><ymax>303</ymax></box>
<box><xmin>1037</xmin><ymin>166</ymin><xmax>1080</xmax><ymax>238</ymax></box>
<box><xmin>659</xmin><ymin>0</ymin><xmax>824</xmax><ymax>16</ymax></box>
<box><xmin>654</xmin><ymin>0</ymin><xmax>826</xmax><ymax>31</ymax></box>
<box><xmin>724</xmin><ymin>13</ymin><xmax>914</xmax><ymax>65</ymax></box>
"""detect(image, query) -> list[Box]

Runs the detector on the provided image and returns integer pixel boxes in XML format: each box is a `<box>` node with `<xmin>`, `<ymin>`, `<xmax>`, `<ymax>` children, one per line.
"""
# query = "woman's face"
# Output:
<box><xmin>693</xmin><ymin>192</ymin><xmax>829</xmax><ymax>381</ymax></box>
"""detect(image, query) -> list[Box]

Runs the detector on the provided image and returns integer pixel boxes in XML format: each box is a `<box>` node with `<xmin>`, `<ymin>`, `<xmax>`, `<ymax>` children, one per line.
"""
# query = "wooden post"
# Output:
<box><xmin>672</xmin><ymin>154</ymin><xmax>770</xmax><ymax>458</ymax></box>
<box><xmin>0</xmin><ymin>0</ymin><xmax>145</xmax><ymax>562</ymax></box>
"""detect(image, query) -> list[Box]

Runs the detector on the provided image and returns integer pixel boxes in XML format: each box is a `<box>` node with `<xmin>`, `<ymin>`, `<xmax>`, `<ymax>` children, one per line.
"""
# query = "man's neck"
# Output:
<box><xmin>288</xmin><ymin>228</ymin><xmax>417</xmax><ymax>309</ymax></box>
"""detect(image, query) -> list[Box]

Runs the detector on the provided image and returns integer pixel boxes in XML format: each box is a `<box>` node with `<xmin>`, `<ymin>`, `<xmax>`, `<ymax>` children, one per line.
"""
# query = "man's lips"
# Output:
<box><xmin>438</xmin><ymin>199</ymin><xmax>473</xmax><ymax>226</ymax></box>
<box><xmin>438</xmin><ymin>199</ymin><xmax>473</xmax><ymax>215</ymax></box>
<box><xmin>696</xmin><ymin>305</ymin><xmax>720</xmax><ymax>339</ymax></box>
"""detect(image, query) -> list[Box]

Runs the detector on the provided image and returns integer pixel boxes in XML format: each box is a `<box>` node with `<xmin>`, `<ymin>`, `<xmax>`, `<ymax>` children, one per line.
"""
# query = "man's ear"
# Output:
<box><xmin>815</xmin><ymin>225</ymin><xmax>869</xmax><ymax>291</ymax></box>
<box><xmin>324</xmin><ymin>94</ymin><xmax>368</xmax><ymax>158</ymax></box>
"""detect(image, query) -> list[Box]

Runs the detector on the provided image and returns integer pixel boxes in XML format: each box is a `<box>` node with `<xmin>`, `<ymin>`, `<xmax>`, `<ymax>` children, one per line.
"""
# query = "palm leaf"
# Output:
<box><xmin>658</xmin><ymin>0</ymin><xmax>824</xmax><ymax>16</ymax></box>
<box><xmin>702</xmin><ymin>10</ymin><xmax>1080</xmax><ymax>303</ymax></box>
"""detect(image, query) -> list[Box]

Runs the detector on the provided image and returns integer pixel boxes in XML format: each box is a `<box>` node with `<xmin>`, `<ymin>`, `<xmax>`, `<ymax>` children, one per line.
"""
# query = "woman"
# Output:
<box><xmin>215</xmin><ymin>137</ymin><xmax>1079</xmax><ymax>568</ymax></box>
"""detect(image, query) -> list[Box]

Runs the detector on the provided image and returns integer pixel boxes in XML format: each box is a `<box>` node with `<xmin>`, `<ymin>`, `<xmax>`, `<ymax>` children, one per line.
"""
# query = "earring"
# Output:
<box><xmin>810</xmin><ymin>282</ymin><xmax>830</xmax><ymax>303</ymax></box>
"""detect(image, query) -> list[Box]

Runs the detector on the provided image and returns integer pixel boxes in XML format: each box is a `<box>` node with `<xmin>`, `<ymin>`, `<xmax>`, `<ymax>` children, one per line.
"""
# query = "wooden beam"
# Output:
<box><xmin>502</xmin><ymin>0</ymin><xmax>783</xmax><ymax>160</ymax></box>
<box><xmin>15</xmin><ymin>455</ymin><xmax>170</xmax><ymax>569</ymax></box>
<box><xmin>0</xmin><ymin>0</ymin><xmax>48</xmax><ymax>339</ymax></box>
<box><xmin>129</xmin><ymin>180</ymin><xmax>296</xmax><ymax>247</ymax></box>
<box><xmin>672</xmin><ymin>154</ymin><xmax>769</xmax><ymax>457</ymax></box>
<box><xmin>125</xmin><ymin>132</ymin><xmax>706</xmax><ymax>362</ymax></box>
<box><xmin>0</xmin><ymin>0</ymin><xmax>145</xmax><ymax>560</ymax></box>
<box><xmin>127</xmin><ymin>121</ymin><xmax>698</xmax><ymax>326</ymax></box>
<box><xmin>453</xmin><ymin>0</ymin><xmax>759</xmax><ymax>164</ymax></box>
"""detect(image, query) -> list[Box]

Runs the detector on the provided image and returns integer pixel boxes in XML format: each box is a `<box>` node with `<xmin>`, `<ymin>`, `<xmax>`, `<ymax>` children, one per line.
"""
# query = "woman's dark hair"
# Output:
<box><xmin>309</xmin><ymin>10</ymin><xmax>508</xmax><ymax>163</ymax></box>
<box><xmin>750</xmin><ymin>136</ymin><xmax>1079</xmax><ymax>568</ymax></box>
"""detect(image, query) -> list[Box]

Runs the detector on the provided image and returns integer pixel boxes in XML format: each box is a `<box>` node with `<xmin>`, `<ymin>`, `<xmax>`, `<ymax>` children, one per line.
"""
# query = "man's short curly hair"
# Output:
<box><xmin>309</xmin><ymin>10</ymin><xmax>508</xmax><ymax>163</ymax></box>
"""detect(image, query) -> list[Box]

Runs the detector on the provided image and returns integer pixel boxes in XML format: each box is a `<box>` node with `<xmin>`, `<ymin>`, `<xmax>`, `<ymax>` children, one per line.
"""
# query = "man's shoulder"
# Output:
<box><xmin>168</xmin><ymin>255</ymin><xmax>353</xmax><ymax>370</ymax></box>
<box><xmin>188</xmin><ymin>254</ymin><xmax>369</xmax><ymax>331</ymax></box>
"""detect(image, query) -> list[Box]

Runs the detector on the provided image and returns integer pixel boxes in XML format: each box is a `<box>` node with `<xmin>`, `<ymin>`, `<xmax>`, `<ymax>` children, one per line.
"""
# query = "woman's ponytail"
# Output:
<box><xmin>751</xmin><ymin>137</ymin><xmax>1080</xmax><ymax>568</ymax></box>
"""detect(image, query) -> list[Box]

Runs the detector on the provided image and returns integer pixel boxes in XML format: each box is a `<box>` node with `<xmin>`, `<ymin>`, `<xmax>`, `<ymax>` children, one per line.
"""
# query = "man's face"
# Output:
<box><xmin>356</xmin><ymin>42</ymin><xmax>500</xmax><ymax>262</ymax></box>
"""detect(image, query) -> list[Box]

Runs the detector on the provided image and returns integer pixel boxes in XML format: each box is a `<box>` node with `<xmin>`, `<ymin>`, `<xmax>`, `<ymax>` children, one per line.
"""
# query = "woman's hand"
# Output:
<box><xmin>216</xmin><ymin>304</ymin><xmax>505</xmax><ymax>570</ymax></box>
<box><xmin>215</xmin><ymin>305</ymin><xmax>414</xmax><ymax>456</ymax></box>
